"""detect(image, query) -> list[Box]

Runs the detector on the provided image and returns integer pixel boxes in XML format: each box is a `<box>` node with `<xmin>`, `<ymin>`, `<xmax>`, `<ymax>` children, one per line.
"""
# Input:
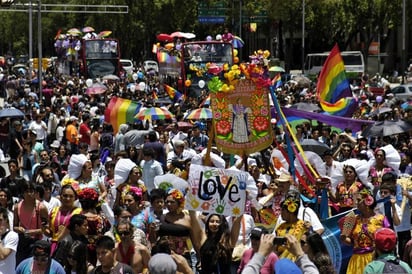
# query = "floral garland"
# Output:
<box><xmin>121</xmin><ymin>185</ymin><xmax>143</xmax><ymax>203</ymax></box>
<box><xmin>358</xmin><ymin>188</ymin><xmax>374</xmax><ymax>206</ymax></box>
<box><xmin>61</xmin><ymin>177</ymin><xmax>81</xmax><ymax>194</ymax></box>
<box><xmin>78</xmin><ymin>187</ymin><xmax>99</xmax><ymax>201</ymax></box>
<box><xmin>168</xmin><ymin>188</ymin><xmax>185</xmax><ymax>208</ymax></box>
<box><xmin>282</xmin><ymin>197</ymin><xmax>299</xmax><ymax>213</ymax></box>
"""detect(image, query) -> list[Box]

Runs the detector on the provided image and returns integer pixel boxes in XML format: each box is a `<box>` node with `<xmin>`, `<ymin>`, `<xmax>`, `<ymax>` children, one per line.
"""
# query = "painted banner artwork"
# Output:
<box><xmin>186</xmin><ymin>164</ymin><xmax>247</xmax><ymax>216</ymax></box>
<box><xmin>211</xmin><ymin>79</ymin><xmax>273</xmax><ymax>155</ymax></box>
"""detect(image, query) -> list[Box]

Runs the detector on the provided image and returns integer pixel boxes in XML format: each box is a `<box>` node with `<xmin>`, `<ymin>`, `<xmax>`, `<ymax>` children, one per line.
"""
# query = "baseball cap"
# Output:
<box><xmin>375</xmin><ymin>228</ymin><xmax>397</xmax><ymax>252</ymax></box>
<box><xmin>69</xmin><ymin>116</ymin><xmax>79</xmax><ymax>122</ymax></box>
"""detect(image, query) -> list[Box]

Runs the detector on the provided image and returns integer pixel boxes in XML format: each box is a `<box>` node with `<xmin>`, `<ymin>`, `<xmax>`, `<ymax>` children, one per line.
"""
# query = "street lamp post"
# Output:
<box><xmin>37</xmin><ymin>0</ymin><xmax>42</xmax><ymax>103</ymax></box>
<box><xmin>302</xmin><ymin>0</ymin><xmax>305</xmax><ymax>74</ymax></box>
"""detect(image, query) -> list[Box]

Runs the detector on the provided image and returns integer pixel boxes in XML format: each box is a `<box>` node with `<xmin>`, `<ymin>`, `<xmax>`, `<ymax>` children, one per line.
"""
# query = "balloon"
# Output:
<box><xmin>185</xmin><ymin>79</ymin><xmax>191</xmax><ymax>87</ymax></box>
<box><xmin>86</xmin><ymin>79</ymin><xmax>93</xmax><ymax>87</ymax></box>
<box><xmin>233</xmin><ymin>49</ymin><xmax>238</xmax><ymax>57</ymax></box>
<box><xmin>137</xmin><ymin>72</ymin><xmax>144</xmax><ymax>80</ymax></box>
<box><xmin>138</xmin><ymin>82</ymin><xmax>146</xmax><ymax>91</ymax></box>
<box><xmin>376</xmin><ymin>96</ymin><xmax>383</xmax><ymax>103</ymax></box>
<box><xmin>132</xmin><ymin>73</ymin><xmax>138</xmax><ymax>81</ymax></box>
<box><xmin>130</xmin><ymin>85</ymin><xmax>136</xmax><ymax>92</ymax></box>
<box><xmin>234</xmin><ymin>56</ymin><xmax>239</xmax><ymax>64</ymax></box>
<box><xmin>198</xmin><ymin>80</ymin><xmax>205</xmax><ymax>88</ymax></box>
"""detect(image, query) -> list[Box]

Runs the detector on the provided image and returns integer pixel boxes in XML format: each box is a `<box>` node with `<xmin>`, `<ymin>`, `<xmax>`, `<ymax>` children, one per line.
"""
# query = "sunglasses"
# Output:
<box><xmin>118</xmin><ymin>231</ymin><xmax>131</xmax><ymax>236</ymax></box>
<box><xmin>343</xmin><ymin>149</ymin><xmax>351</xmax><ymax>152</ymax></box>
<box><xmin>380</xmin><ymin>190</ymin><xmax>390</xmax><ymax>195</ymax></box>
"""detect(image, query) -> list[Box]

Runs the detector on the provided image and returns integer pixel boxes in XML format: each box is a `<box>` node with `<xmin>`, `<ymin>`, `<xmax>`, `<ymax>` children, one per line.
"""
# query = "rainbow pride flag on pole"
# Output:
<box><xmin>164</xmin><ymin>84</ymin><xmax>183</xmax><ymax>101</ymax></box>
<box><xmin>316</xmin><ymin>44</ymin><xmax>357</xmax><ymax>117</ymax></box>
<box><xmin>104</xmin><ymin>97</ymin><xmax>142</xmax><ymax>133</ymax></box>
<box><xmin>272</xmin><ymin>73</ymin><xmax>282</xmax><ymax>88</ymax></box>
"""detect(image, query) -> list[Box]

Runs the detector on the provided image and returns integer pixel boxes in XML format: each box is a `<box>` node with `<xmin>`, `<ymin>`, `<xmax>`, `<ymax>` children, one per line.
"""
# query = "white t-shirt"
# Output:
<box><xmin>0</xmin><ymin>230</ymin><xmax>18</xmax><ymax>274</ymax></box>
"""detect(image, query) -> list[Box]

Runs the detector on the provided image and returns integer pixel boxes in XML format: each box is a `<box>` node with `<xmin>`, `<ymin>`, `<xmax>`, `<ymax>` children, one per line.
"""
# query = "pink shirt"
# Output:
<box><xmin>238</xmin><ymin>248</ymin><xmax>278</xmax><ymax>274</ymax></box>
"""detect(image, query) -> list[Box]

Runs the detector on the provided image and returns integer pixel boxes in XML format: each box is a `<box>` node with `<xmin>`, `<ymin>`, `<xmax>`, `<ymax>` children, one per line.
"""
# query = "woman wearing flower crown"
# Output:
<box><xmin>78</xmin><ymin>187</ymin><xmax>111</xmax><ymax>267</ymax></box>
<box><xmin>156</xmin><ymin>188</ymin><xmax>201</xmax><ymax>267</ymax></box>
<box><xmin>114</xmin><ymin>159</ymin><xmax>147</xmax><ymax>208</ymax></box>
<box><xmin>274</xmin><ymin>191</ymin><xmax>308</xmax><ymax>261</ymax></box>
<box><xmin>329</xmin><ymin>164</ymin><xmax>366</xmax><ymax>214</ymax></box>
<box><xmin>339</xmin><ymin>188</ymin><xmax>389</xmax><ymax>274</ymax></box>
<box><xmin>122</xmin><ymin>185</ymin><xmax>154</xmax><ymax>235</ymax></box>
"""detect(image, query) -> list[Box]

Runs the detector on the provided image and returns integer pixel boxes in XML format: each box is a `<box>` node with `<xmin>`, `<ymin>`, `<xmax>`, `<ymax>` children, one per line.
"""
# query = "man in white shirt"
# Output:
<box><xmin>166</xmin><ymin>140</ymin><xmax>196</xmax><ymax>171</ymax></box>
<box><xmin>140</xmin><ymin>147</ymin><xmax>164</xmax><ymax>193</ymax></box>
<box><xmin>0</xmin><ymin>207</ymin><xmax>19</xmax><ymax>273</ymax></box>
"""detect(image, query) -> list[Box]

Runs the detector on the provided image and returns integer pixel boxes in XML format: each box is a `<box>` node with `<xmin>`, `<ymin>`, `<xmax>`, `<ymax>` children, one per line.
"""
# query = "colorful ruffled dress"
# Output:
<box><xmin>344</xmin><ymin>214</ymin><xmax>389</xmax><ymax>274</ymax></box>
<box><xmin>275</xmin><ymin>219</ymin><xmax>308</xmax><ymax>260</ymax></box>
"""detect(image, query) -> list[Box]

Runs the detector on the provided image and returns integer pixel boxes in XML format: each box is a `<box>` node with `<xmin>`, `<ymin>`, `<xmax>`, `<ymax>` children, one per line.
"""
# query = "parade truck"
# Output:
<box><xmin>156</xmin><ymin>40</ymin><xmax>234</xmax><ymax>98</ymax></box>
<box><xmin>54</xmin><ymin>31</ymin><xmax>121</xmax><ymax>79</ymax></box>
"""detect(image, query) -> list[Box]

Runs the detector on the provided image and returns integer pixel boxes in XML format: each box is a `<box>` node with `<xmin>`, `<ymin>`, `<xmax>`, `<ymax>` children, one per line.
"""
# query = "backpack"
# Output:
<box><xmin>378</xmin><ymin>258</ymin><xmax>408</xmax><ymax>274</ymax></box>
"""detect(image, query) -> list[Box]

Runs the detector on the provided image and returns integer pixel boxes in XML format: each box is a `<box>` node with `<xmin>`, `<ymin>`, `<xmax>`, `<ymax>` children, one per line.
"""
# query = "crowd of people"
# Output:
<box><xmin>2</xmin><ymin>53</ymin><xmax>412</xmax><ymax>274</ymax></box>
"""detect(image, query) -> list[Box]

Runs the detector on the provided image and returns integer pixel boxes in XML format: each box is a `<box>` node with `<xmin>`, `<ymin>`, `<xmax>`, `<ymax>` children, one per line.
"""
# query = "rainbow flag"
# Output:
<box><xmin>272</xmin><ymin>73</ymin><xmax>282</xmax><ymax>88</ymax></box>
<box><xmin>104</xmin><ymin>97</ymin><xmax>142</xmax><ymax>133</ymax></box>
<box><xmin>316</xmin><ymin>44</ymin><xmax>357</xmax><ymax>117</ymax></box>
<box><xmin>164</xmin><ymin>84</ymin><xmax>183</xmax><ymax>101</ymax></box>
<box><xmin>152</xmin><ymin>90</ymin><xmax>158</xmax><ymax>100</ymax></box>
<box><xmin>199</xmin><ymin>95</ymin><xmax>211</xmax><ymax>107</ymax></box>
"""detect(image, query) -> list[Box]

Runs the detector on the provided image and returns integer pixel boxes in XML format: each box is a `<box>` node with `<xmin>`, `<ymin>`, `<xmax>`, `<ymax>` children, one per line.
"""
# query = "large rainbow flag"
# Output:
<box><xmin>104</xmin><ymin>97</ymin><xmax>142</xmax><ymax>133</ymax></box>
<box><xmin>316</xmin><ymin>44</ymin><xmax>357</xmax><ymax>117</ymax></box>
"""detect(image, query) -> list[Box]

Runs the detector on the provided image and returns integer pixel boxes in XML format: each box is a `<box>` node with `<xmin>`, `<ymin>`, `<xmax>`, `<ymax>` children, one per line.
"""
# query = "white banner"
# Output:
<box><xmin>186</xmin><ymin>164</ymin><xmax>248</xmax><ymax>216</ymax></box>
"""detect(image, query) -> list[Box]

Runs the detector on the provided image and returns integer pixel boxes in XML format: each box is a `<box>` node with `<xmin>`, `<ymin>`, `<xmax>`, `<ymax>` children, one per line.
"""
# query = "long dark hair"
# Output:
<box><xmin>200</xmin><ymin>214</ymin><xmax>232</xmax><ymax>273</ymax></box>
<box><xmin>65</xmin><ymin>240</ymin><xmax>88</xmax><ymax>274</ymax></box>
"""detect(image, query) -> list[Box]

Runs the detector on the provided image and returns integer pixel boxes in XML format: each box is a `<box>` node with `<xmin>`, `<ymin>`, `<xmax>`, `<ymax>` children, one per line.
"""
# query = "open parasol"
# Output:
<box><xmin>232</xmin><ymin>35</ymin><xmax>244</xmax><ymax>48</ymax></box>
<box><xmin>67</xmin><ymin>28</ymin><xmax>82</xmax><ymax>36</ymax></box>
<box><xmin>184</xmin><ymin>108</ymin><xmax>212</xmax><ymax>120</ymax></box>
<box><xmin>135</xmin><ymin>107</ymin><xmax>174</xmax><ymax>120</ymax></box>
<box><xmin>97</xmin><ymin>30</ymin><xmax>112</xmax><ymax>38</ymax></box>
<box><xmin>82</xmin><ymin>26</ymin><xmax>95</xmax><ymax>33</ymax></box>
<box><xmin>86</xmin><ymin>83</ymin><xmax>107</xmax><ymax>95</ymax></box>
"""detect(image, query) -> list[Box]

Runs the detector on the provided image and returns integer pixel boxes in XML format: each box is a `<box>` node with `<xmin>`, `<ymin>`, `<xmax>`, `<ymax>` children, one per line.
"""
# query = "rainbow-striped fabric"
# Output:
<box><xmin>316</xmin><ymin>44</ymin><xmax>357</xmax><ymax>117</ymax></box>
<box><xmin>104</xmin><ymin>97</ymin><xmax>142</xmax><ymax>133</ymax></box>
<box><xmin>164</xmin><ymin>84</ymin><xmax>183</xmax><ymax>101</ymax></box>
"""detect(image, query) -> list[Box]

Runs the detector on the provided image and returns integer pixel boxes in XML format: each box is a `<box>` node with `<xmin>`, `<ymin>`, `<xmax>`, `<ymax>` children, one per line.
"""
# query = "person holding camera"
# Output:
<box><xmin>241</xmin><ymin>234</ymin><xmax>319</xmax><ymax>274</ymax></box>
<box><xmin>237</xmin><ymin>227</ymin><xmax>278</xmax><ymax>274</ymax></box>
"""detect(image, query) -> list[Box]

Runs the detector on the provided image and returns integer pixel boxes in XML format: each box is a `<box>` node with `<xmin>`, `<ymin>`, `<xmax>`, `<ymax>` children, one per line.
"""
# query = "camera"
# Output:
<box><xmin>273</xmin><ymin>237</ymin><xmax>287</xmax><ymax>245</ymax></box>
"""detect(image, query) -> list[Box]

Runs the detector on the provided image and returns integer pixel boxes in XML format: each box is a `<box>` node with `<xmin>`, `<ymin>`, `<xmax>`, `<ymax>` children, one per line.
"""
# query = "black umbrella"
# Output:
<box><xmin>0</xmin><ymin>108</ymin><xmax>25</xmax><ymax>119</ymax></box>
<box><xmin>361</xmin><ymin>120</ymin><xmax>412</xmax><ymax>137</ymax></box>
<box><xmin>290</xmin><ymin>102</ymin><xmax>321</xmax><ymax>112</ymax></box>
<box><xmin>299</xmin><ymin>139</ymin><xmax>330</xmax><ymax>155</ymax></box>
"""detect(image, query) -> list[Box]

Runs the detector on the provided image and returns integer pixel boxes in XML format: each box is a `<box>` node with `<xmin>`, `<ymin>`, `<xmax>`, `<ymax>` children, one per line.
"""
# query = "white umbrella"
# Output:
<box><xmin>154</xmin><ymin>174</ymin><xmax>189</xmax><ymax>194</ymax></box>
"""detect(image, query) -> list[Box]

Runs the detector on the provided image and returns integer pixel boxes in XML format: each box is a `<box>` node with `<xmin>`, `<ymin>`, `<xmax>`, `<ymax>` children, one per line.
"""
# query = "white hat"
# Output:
<box><xmin>68</xmin><ymin>154</ymin><xmax>89</xmax><ymax>179</ymax></box>
<box><xmin>216</xmin><ymin>34</ymin><xmax>222</xmax><ymax>40</ymax></box>
<box><xmin>69</xmin><ymin>116</ymin><xmax>78</xmax><ymax>122</ymax></box>
<box><xmin>114</xmin><ymin>158</ymin><xmax>138</xmax><ymax>187</ymax></box>
<box><xmin>50</xmin><ymin>140</ymin><xmax>61</xmax><ymax>149</ymax></box>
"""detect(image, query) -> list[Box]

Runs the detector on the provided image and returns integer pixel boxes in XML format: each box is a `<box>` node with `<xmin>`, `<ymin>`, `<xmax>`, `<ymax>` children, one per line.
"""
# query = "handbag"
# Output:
<box><xmin>232</xmin><ymin>217</ymin><xmax>247</xmax><ymax>262</ymax></box>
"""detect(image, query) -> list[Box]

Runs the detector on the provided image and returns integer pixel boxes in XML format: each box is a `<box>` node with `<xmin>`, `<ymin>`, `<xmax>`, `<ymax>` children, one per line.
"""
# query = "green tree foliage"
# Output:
<box><xmin>0</xmin><ymin>0</ymin><xmax>406</xmax><ymax>65</ymax></box>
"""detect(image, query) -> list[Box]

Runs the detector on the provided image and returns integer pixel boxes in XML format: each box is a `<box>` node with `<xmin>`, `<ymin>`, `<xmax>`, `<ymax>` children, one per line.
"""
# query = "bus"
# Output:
<box><xmin>79</xmin><ymin>38</ymin><xmax>121</xmax><ymax>79</ymax></box>
<box><xmin>157</xmin><ymin>41</ymin><xmax>234</xmax><ymax>97</ymax></box>
<box><xmin>304</xmin><ymin>51</ymin><xmax>364</xmax><ymax>80</ymax></box>
<box><xmin>55</xmin><ymin>37</ymin><xmax>121</xmax><ymax>79</ymax></box>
